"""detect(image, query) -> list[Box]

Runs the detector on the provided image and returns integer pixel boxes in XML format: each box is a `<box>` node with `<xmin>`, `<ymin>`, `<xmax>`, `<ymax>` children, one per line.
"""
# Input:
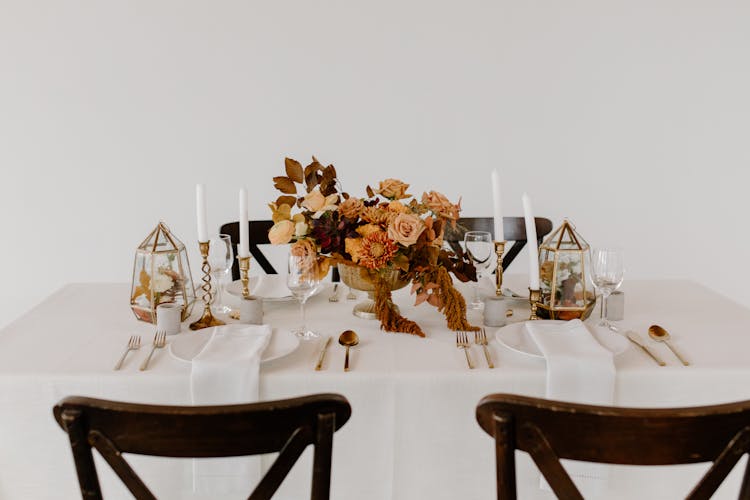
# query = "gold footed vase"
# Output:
<box><xmin>338</xmin><ymin>264</ymin><xmax>408</xmax><ymax>319</ymax></box>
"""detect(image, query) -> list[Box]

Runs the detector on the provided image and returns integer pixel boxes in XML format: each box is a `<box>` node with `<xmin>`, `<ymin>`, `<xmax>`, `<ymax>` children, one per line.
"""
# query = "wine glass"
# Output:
<box><xmin>208</xmin><ymin>234</ymin><xmax>233</xmax><ymax>314</ymax></box>
<box><xmin>464</xmin><ymin>231</ymin><xmax>494</xmax><ymax>310</ymax></box>
<box><xmin>287</xmin><ymin>253</ymin><xmax>321</xmax><ymax>339</ymax></box>
<box><xmin>591</xmin><ymin>248</ymin><xmax>624</xmax><ymax>328</ymax></box>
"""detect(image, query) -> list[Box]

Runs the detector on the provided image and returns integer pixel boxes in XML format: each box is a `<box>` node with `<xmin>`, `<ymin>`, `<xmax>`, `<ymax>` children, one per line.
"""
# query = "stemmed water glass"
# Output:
<box><xmin>287</xmin><ymin>253</ymin><xmax>322</xmax><ymax>339</ymax></box>
<box><xmin>464</xmin><ymin>231</ymin><xmax>494</xmax><ymax>310</ymax></box>
<box><xmin>591</xmin><ymin>248</ymin><xmax>624</xmax><ymax>328</ymax></box>
<box><xmin>208</xmin><ymin>234</ymin><xmax>233</xmax><ymax>314</ymax></box>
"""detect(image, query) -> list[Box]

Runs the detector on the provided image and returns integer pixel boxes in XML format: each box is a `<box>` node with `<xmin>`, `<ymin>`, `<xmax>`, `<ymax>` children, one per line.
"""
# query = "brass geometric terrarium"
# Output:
<box><xmin>130</xmin><ymin>222</ymin><xmax>196</xmax><ymax>323</ymax></box>
<box><xmin>536</xmin><ymin>219</ymin><xmax>596</xmax><ymax>320</ymax></box>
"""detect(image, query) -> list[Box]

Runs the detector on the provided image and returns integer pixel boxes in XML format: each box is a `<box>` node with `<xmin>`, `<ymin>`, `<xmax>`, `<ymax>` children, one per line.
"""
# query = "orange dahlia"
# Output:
<box><xmin>359</xmin><ymin>232</ymin><xmax>398</xmax><ymax>270</ymax></box>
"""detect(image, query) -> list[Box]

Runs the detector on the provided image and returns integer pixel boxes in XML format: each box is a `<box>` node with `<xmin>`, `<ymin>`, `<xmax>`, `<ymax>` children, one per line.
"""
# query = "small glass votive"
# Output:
<box><xmin>606</xmin><ymin>291</ymin><xmax>624</xmax><ymax>321</ymax></box>
<box><xmin>483</xmin><ymin>296</ymin><xmax>508</xmax><ymax>328</ymax></box>
<box><xmin>156</xmin><ymin>303</ymin><xmax>182</xmax><ymax>335</ymax></box>
<box><xmin>239</xmin><ymin>296</ymin><xmax>264</xmax><ymax>325</ymax></box>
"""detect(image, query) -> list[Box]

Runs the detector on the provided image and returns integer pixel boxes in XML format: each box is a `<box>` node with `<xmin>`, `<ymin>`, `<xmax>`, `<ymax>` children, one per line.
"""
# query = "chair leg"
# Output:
<box><xmin>740</xmin><ymin>454</ymin><xmax>750</xmax><ymax>500</ymax></box>
<box><xmin>61</xmin><ymin>409</ymin><xmax>103</xmax><ymax>500</ymax></box>
<box><xmin>311</xmin><ymin>412</ymin><xmax>336</xmax><ymax>500</ymax></box>
<box><xmin>494</xmin><ymin>413</ymin><xmax>516</xmax><ymax>500</ymax></box>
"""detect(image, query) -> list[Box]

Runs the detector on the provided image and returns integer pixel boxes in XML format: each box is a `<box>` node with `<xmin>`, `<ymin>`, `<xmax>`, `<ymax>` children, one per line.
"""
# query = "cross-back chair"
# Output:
<box><xmin>54</xmin><ymin>393</ymin><xmax>351</xmax><ymax>500</ymax></box>
<box><xmin>444</xmin><ymin>217</ymin><xmax>553</xmax><ymax>271</ymax></box>
<box><xmin>476</xmin><ymin>393</ymin><xmax>750</xmax><ymax>500</ymax></box>
<box><xmin>220</xmin><ymin>221</ymin><xmax>340</xmax><ymax>282</ymax></box>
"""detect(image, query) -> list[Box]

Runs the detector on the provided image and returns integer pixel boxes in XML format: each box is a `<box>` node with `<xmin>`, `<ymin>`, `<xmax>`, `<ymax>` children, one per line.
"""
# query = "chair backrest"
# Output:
<box><xmin>54</xmin><ymin>393</ymin><xmax>351</xmax><ymax>500</ymax></box>
<box><xmin>476</xmin><ymin>393</ymin><xmax>750</xmax><ymax>500</ymax></box>
<box><xmin>220</xmin><ymin>220</ymin><xmax>341</xmax><ymax>282</ymax></box>
<box><xmin>220</xmin><ymin>220</ymin><xmax>277</xmax><ymax>279</ymax></box>
<box><xmin>444</xmin><ymin>217</ymin><xmax>553</xmax><ymax>271</ymax></box>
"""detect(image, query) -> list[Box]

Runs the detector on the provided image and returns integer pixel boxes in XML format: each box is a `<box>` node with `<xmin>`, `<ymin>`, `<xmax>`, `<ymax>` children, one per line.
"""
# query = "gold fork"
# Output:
<box><xmin>456</xmin><ymin>331</ymin><xmax>475</xmax><ymax>369</ymax></box>
<box><xmin>114</xmin><ymin>335</ymin><xmax>141</xmax><ymax>370</ymax></box>
<box><xmin>474</xmin><ymin>328</ymin><xmax>494</xmax><ymax>369</ymax></box>
<box><xmin>140</xmin><ymin>331</ymin><xmax>166</xmax><ymax>371</ymax></box>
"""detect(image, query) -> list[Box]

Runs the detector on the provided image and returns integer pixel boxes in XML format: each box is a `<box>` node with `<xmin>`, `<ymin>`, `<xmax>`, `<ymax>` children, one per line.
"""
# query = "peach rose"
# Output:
<box><xmin>290</xmin><ymin>239</ymin><xmax>328</xmax><ymax>279</ymax></box>
<box><xmin>422</xmin><ymin>191</ymin><xmax>460</xmax><ymax>221</ymax></box>
<box><xmin>301</xmin><ymin>190</ymin><xmax>326</xmax><ymax>212</ymax></box>
<box><xmin>290</xmin><ymin>238</ymin><xmax>317</xmax><ymax>258</ymax></box>
<box><xmin>268</xmin><ymin>220</ymin><xmax>295</xmax><ymax>244</ymax></box>
<box><xmin>376</xmin><ymin>179</ymin><xmax>410</xmax><ymax>200</ymax></box>
<box><xmin>339</xmin><ymin>196</ymin><xmax>364</xmax><ymax>219</ymax></box>
<box><xmin>387</xmin><ymin>213</ymin><xmax>425</xmax><ymax>247</ymax></box>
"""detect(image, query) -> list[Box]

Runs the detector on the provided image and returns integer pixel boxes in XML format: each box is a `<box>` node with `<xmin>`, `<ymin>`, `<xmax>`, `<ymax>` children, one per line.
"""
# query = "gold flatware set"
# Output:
<box><xmin>314</xmin><ymin>330</ymin><xmax>360</xmax><ymax>372</ymax></box>
<box><xmin>114</xmin><ymin>331</ymin><xmax>167</xmax><ymax>371</ymax></box>
<box><xmin>624</xmin><ymin>324</ymin><xmax>689</xmax><ymax>366</ymax></box>
<box><xmin>457</xmin><ymin>328</ymin><xmax>494</xmax><ymax>369</ymax></box>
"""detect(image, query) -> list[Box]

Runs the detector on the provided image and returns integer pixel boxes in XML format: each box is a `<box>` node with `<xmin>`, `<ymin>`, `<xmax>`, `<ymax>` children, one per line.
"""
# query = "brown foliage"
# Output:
<box><xmin>374</xmin><ymin>276</ymin><xmax>425</xmax><ymax>337</ymax></box>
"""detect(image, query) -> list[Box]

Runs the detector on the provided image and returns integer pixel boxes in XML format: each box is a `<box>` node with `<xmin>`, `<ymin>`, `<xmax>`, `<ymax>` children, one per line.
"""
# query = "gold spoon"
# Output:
<box><xmin>338</xmin><ymin>330</ymin><xmax>359</xmax><ymax>372</ymax></box>
<box><xmin>648</xmin><ymin>325</ymin><xmax>689</xmax><ymax>366</ymax></box>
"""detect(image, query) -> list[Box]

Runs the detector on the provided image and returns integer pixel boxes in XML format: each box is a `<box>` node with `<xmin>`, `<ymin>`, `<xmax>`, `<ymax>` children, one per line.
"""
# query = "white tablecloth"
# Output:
<box><xmin>0</xmin><ymin>277</ymin><xmax>749</xmax><ymax>499</ymax></box>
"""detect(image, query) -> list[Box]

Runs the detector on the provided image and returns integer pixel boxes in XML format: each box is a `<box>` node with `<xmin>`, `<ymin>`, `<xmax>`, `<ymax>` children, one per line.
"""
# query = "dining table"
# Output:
<box><xmin>0</xmin><ymin>274</ymin><xmax>749</xmax><ymax>499</ymax></box>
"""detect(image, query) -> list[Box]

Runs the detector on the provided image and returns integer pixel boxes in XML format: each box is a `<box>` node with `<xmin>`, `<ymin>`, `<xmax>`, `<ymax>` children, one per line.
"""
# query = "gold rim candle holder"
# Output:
<box><xmin>529</xmin><ymin>288</ymin><xmax>542</xmax><ymax>321</ymax></box>
<box><xmin>494</xmin><ymin>241</ymin><xmax>506</xmax><ymax>297</ymax></box>
<box><xmin>189</xmin><ymin>241</ymin><xmax>226</xmax><ymax>330</ymax></box>
<box><xmin>238</xmin><ymin>255</ymin><xmax>251</xmax><ymax>299</ymax></box>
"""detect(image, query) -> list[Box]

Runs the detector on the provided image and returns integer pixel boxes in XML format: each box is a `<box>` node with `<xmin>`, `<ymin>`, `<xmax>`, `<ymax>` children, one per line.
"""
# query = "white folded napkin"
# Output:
<box><xmin>190</xmin><ymin>324</ymin><xmax>272</xmax><ymax>495</ymax></box>
<box><xmin>251</xmin><ymin>274</ymin><xmax>292</xmax><ymax>299</ymax></box>
<box><xmin>525</xmin><ymin>319</ymin><xmax>615</xmax><ymax>497</ymax></box>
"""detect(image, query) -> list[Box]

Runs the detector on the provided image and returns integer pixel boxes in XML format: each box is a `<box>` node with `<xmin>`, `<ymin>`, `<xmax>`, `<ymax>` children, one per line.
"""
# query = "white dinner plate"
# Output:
<box><xmin>169</xmin><ymin>328</ymin><xmax>300</xmax><ymax>364</ymax></box>
<box><xmin>226</xmin><ymin>275</ymin><xmax>322</xmax><ymax>302</ymax></box>
<box><xmin>494</xmin><ymin>320</ymin><xmax>629</xmax><ymax>358</ymax></box>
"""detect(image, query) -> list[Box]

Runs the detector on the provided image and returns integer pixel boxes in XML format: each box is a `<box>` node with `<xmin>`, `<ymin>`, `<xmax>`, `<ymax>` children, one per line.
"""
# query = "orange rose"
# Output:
<box><xmin>268</xmin><ymin>220</ymin><xmax>295</xmax><ymax>244</ymax></box>
<box><xmin>356</xmin><ymin>223</ymin><xmax>383</xmax><ymax>238</ymax></box>
<box><xmin>339</xmin><ymin>196</ymin><xmax>364</xmax><ymax>219</ymax></box>
<box><xmin>422</xmin><ymin>191</ymin><xmax>460</xmax><ymax>221</ymax></box>
<box><xmin>376</xmin><ymin>179</ymin><xmax>410</xmax><ymax>200</ymax></box>
<box><xmin>345</xmin><ymin>237</ymin><xmax>364</xmax><ymax>263</ymax></box>
<box><xmin>387</xmin><ymin>213</ymin><xmax>425</xmax><ymax>247</ymax></box>
<box><xmin>386</xmin><ymin>200</ymin><xmax>408</xmax><ymax>213</ymax></box>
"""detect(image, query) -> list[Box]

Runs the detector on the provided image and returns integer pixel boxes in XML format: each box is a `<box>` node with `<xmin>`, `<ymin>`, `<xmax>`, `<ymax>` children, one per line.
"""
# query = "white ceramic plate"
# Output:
<box><xmin>226</xmin><ymin>275</ymin><xmax>322</xmax><ymax>302</ymax></box>
<box><xmin>494</xmin><ymin>320</ymin><xmax>629</xmax><ymax>358</ymax></box>
<box><xmin>169</xmin><ymin>328</ymin><xmax>300</xmax><ymax>364</ymax></box>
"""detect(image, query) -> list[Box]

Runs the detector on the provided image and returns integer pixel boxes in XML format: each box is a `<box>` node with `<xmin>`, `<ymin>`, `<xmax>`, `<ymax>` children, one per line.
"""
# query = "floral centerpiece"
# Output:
<box><xmin>267</xmin><ymin>156</ymin><xmax>478</xmax><ymax>337</ymax></box>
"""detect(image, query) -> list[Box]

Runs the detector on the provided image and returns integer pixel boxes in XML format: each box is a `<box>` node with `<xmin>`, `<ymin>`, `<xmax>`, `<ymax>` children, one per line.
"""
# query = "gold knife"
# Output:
<box><xmin>625</xmin><ymin>331</ymin><xmax>666</xmax><ymax>366</ymax></box>
<box><xmin>315</xmin><ymin>336</ymin><xmax>333</xmax><ymax>371</ymax></box>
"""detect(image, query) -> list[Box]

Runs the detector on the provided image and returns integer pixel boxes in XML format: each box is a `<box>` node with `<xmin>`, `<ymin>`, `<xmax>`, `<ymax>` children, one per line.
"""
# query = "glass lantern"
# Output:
<box><xmin>130</xmin><ymin>222</ymin><xmax>196</xmax><ymax>323</ymax></box>
<box><xmin>536</xmin><ymin>219</ymin><xmax>596</xmax><ymax>320</ymax></box>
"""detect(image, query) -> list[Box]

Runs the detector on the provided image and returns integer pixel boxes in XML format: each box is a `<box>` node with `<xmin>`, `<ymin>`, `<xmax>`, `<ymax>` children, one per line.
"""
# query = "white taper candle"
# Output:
<box><xmin>239</xmin><ymin>187</ymin><xmax>249</xmax><ymax>257</ymax></box>
<box><xmin>196</xmin><ymin>184</ymin><xmax>208</xmax><ymax>242</ymax></box>
<box><xmin>491</xmin><ymin>169</ymin><xmax>505</xmax><ymax>241</ymax></box>
<box><xmin>522</xmin><ymin>192</ymin><xmax>540</xmax><ymax>290</ymax></box>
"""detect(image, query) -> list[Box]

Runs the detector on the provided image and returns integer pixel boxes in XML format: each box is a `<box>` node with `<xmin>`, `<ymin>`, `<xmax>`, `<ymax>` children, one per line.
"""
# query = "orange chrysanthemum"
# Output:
<box><xmin>359</xmin><ymin>232</ymin><xmax>398</xmax><ymax>270</ymax></box>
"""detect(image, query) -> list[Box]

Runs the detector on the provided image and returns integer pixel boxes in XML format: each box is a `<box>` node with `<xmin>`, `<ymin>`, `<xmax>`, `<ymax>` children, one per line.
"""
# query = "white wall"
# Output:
<box><xmin>2</xmin><ymin>0</ymin><xmax>749</xmax><ymax>328</ymax></box>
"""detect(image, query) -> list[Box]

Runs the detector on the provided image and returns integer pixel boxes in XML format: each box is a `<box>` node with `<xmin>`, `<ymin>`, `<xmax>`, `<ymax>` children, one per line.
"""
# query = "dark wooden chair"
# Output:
<box><xmin>444</xmin><ymin>217</ymin><xmax>553</xmax><ymax>271</ymax></box>
<box><xmin>220</xmin><ymin>221</ymin><xmax>340</xmax><ymax>282</ymax></box>
<box><xmin>53</xmin><ymin>393</ymin><xmax>352</xmax><ymax>500</ymax></box>
<box><xmin>476</xmin><ymin>393</ymin><xmax>750</xmax><ymax>500</ymax></box>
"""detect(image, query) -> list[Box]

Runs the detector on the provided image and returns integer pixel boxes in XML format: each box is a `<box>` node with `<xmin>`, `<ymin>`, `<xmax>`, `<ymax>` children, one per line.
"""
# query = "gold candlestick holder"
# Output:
<box><xmin>494</xmin><ymin>241</ymin><xmax>506</xmax><ymax>297</ymax></box>
<box><xmin>529</xmin><ymin>288</ymin><xmax>542</xmax><ymax>321</ymax></box>
<box><xmin>190</xmin><ymin>241</ymin><xmax>226</xmax><ymax>330</ymax></box>
<box><xmin>238</xmin><ymin>255</ymin><xmax>251</xmax><ymax>299</ymax></box>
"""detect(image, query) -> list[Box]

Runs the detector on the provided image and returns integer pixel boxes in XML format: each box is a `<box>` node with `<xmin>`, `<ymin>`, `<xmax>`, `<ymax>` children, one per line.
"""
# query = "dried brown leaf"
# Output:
<box><xmin>366</xmin><ymin>185</ymin><xmax>375</xmax><ymax>198</ymax></box>
<box><xmin>273</xmin><ymin>176</ymin><xmax>297</xmax><ymax>194</ymax></box>
<box><xmin>276</xmin><ymin>195</ymin><xmax>297</xmax><ymax>207</ymax></box>
<box><xmin>284</xmin><ymin>158</ymin><xmax>304</xmax><ymax>183</ymax></box>
<box><xmin>304</xmin><ymin>164</ymin><xmax>320</xmax><ymax>192</ymax></box>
